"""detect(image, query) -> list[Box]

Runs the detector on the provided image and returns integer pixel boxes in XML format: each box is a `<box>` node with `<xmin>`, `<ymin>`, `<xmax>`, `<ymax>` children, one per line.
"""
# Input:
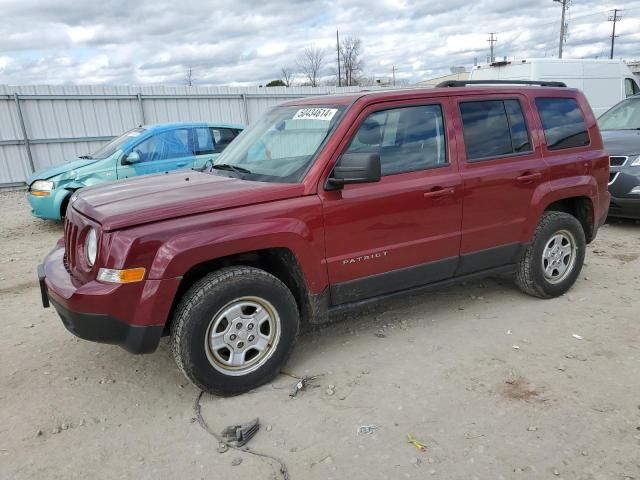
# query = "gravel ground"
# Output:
<box><xmin>1</xmin><ymin>189</ymin><xmax>639</xmax><ymax>480</ymax></box>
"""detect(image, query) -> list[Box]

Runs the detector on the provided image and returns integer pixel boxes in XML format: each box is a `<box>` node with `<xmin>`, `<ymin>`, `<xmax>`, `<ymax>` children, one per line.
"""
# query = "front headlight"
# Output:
<box><xmin>85</xmin><ymin>228</ymin><xmax>97</xmax><ymax>267</ymax></box>
<box><xmin>30</xmin><ymin>180</ymin><xmax>54</xmax><ymax>196</ymax></box>
<box><xmin>630</xmin><ymin>155</ymin><xmax>640</xmax><ymax>166</ymax></box>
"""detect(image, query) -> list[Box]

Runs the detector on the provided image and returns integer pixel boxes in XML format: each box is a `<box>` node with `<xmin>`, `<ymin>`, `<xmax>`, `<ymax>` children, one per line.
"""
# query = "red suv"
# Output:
<box><xmin>38</xmin><ymin>82</ymin><xmax>610</xmax><ymax>395</ymax></box>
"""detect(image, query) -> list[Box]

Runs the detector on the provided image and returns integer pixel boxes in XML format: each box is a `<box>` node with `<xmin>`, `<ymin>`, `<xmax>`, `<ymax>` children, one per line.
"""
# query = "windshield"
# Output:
<box><xmin>88</xmin><ymin>127</ymin><xmax>146</xmax><ymax>160</ymax></box>
<box><xmin>598</xmin><ymin>98</ymin><xmax>640</xmax><ymax>131</ymax></box>
<box><xmin>212</xmin><ymin>105</ymin><xmax>346</xmax><ymax>182</ymax></box>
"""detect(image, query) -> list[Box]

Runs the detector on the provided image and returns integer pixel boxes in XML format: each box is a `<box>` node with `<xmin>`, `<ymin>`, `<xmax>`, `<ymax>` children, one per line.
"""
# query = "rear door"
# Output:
<box><xmin>453</xmin><ymin>94</ymin><xmax>548</xmax><ymax>274</ymax></box>
<box><xmin>319</xmin><ymin>98</ymin><xmax>463</xmax><ymax>305</ymax></box>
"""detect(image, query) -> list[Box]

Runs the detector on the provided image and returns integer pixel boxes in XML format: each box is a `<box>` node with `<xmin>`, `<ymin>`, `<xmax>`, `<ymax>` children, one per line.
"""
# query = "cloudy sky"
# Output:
<box><xmin>0</xmin><ymin>0</ymin><xmax>639</xmax><ymax>86</ymax></box>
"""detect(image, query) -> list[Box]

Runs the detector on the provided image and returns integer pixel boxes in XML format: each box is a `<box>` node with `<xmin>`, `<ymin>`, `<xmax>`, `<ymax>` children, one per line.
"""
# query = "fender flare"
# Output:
<box><xmin>525</xmin><ymin>176</ymin><xmax>597</xmax><ymax>241</ymax></box>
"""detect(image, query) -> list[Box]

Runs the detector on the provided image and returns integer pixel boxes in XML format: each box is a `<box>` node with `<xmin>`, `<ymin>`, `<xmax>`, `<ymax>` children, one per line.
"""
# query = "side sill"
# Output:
<box><xmin>326</xmin><ymin>264</ymin><xmax>517</xmax><ymax>318</ymax></box>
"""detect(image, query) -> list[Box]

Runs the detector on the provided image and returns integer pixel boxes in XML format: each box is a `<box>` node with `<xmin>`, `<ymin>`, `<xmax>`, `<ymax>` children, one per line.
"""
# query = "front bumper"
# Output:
<box><xmin>39</xmin><ymin>244</ymin><xmax>179</xmax><ymax>354</ymax></box>
<box><xmin>608</xmin><ymin>195</ymin><xmax>640</xmax><ymax>220</ymax></box>
<box><xmin>608</xmin><ymin>170</ymin><xmax>640</xmax><ymax>219</ymax></box>
<box><xmin>27</xmin><ymin>188</ymin><xmax>68</xmax><ymax>220</ymax></box>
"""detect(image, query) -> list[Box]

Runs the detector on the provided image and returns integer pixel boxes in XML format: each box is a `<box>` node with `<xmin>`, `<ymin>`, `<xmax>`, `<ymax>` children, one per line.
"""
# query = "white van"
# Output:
<box><xmin>470</xmin><ymin>58</ymin><xmax>640</xmax><ymax>116</ymax></box>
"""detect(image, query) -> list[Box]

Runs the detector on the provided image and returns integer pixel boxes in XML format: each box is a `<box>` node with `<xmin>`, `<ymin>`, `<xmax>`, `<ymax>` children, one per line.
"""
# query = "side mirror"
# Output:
<box><xmin>122</xmin><ymin>151</ymin><xmax>141</xmax><ymax>165</ymax></box>
<box><xmin>327</xmin><ymin>153</ymin><xmax>381</xmax><ymax>189</ymax></box>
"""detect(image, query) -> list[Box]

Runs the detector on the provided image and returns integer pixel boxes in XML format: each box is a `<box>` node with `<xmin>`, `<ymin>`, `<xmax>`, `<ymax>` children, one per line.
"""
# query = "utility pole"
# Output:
<box><xmin>392</xmin><ymin>65</ymin><xmax>396</xmax><ymax>86</ymax></box>
<box><xmin>609</xmin><ymin>9</ymin><xmax>623</xmax><ymax>59</ymax></box>
<box><xmin>554</xmin><ymin>0</ymin><xmax>570</xmax><ymax>59</ymax></box>
<box><xmin>336</xmin><ymin>30</ymin><xmax>342</xmax><ymax>87</ymax></box>
<box><xmin>487</xmin><ymin>33</ymin><xmax>497</xmax><ymax>63</ymax></box>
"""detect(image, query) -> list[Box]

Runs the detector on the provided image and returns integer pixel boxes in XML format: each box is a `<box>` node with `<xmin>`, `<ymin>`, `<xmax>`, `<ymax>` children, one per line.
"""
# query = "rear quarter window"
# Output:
<box><xmin>535</xmin><ymin>98</ymin><xmax>590</xmax><ymax>150</ymax></box>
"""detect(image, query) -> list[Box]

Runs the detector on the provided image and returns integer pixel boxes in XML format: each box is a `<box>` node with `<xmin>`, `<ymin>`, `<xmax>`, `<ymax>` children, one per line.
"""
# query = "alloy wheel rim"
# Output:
<box><xmin>542</xmin><ymin>229</ymin><xmax>577</xmax><ymax>284</ymax></box>
<box><xmin>205</xmin><ymin>297</ymin><xmax>281</xmax><ymax>376</ymax></box>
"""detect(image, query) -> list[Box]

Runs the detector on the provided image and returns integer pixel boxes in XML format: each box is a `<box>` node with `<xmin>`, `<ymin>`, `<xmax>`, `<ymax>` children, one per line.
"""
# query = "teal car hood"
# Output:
<box><xmin>27</xmin><ymin>158</ymin><xmax>99</xmax><ymax>185</ymax></box>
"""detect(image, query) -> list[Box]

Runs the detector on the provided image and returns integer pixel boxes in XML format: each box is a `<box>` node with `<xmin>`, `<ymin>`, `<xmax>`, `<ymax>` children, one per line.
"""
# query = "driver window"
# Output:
<box><xmin>133</xmin><ymin>129</ymin><xmax>192</xmax><ymax>162</ymax></box>
<box><xmin>345</xmin><ymin>104</ymin><xmax>448</xmax><ymax>176</ymax></box>
<box><xmin>625</xmin><ymin>78</ymin><xmax>640</xmax><ymax>97</ymax></box>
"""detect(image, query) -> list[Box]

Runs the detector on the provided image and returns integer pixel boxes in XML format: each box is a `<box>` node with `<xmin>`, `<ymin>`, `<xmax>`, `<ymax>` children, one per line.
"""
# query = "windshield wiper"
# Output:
<box><xmin>211</xmin><ymin>164</ymin><xmax>251</xmax><ymax>174</ymax></box>
<box><xmin>79</xmin><ymin>155</ymin><xmax>93</xmax><ymax>159</ymax></box>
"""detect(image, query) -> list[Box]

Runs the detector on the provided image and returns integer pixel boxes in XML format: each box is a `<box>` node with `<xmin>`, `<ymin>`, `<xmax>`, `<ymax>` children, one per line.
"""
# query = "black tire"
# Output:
<box><xmin>515</xmin><ymin>211</ymin><xmax>586</xmax><ymax>298</ymax></box>
<box><xmin>170</xmin><ymin>266</ymin><xmax>300</xmax><ymax>396</ymax></box>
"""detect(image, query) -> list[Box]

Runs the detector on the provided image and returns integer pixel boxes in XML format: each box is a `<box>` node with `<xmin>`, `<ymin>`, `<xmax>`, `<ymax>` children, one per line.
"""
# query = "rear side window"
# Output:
<box><xmin>211</xmin><ymin>128</ymin><xmax>239</xmax><ymax>153</ymax></box>
<box><xmin>459</xmin><ymin>100</ymin><xmax>532</xmax><ymax>161</ymax></box>
<box><xmin>535</xmin><ymin>98</ymin><xmax>590</xmax><ymax>150</ymax></box>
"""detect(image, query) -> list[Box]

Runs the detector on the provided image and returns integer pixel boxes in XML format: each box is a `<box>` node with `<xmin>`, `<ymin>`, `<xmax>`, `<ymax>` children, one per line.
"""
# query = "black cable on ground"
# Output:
<box><xmin>193</xmin><ymin>391</ymin><xmax>290</xmax><ymax>480</ymax></box>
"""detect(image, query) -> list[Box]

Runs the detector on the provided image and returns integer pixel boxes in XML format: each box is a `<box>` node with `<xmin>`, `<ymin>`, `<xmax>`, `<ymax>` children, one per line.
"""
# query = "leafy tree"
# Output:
<box><xmin>266</xmin><ymin>79</ymin><xmax>286</xmax><ymax>87</ymax></box>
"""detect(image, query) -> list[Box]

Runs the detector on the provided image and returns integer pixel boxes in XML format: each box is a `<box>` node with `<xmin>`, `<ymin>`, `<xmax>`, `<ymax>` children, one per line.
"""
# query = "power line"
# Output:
<box><xmin>608</xmin><ymin>9</ymin><xmax>623</xmax><ymax>59</ymax></box>
<box><xmin>487</xmin><ymin>32</ymin><xmax>497</xmax><ymax>62</ymax></box>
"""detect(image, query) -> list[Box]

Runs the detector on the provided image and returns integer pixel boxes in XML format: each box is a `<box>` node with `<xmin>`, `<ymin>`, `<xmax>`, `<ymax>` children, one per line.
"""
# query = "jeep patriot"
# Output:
<box><xmin>39</xmin><ymin>82</ymin><xmax>610</xmax><ymax>395</ymax></box>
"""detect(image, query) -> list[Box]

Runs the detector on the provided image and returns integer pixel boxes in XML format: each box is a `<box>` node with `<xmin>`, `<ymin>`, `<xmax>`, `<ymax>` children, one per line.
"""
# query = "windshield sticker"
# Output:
<box><xmin>292</xmin><ymin>108</ymin><xmax>338</xmax><ymax>121</ymax></box>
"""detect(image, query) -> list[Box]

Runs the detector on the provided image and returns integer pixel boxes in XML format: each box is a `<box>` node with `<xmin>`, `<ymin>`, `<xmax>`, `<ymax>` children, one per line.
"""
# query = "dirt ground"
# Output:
<box><xmin>1</xmin><ymin>189</ymin><xmax>639</xmax><ymax>480</ymax></box>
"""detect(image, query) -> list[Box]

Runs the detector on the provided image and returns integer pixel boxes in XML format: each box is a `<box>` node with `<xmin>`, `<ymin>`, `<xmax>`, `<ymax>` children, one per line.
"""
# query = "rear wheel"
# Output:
<box><xmin>515</xmin><ymin>211</ymin><xmax>586</xmax><ymax>298</ymax></box>
<box><xmin>170</xmin><ymin>267</ymin><xmax>300</xmax><ymax>396</ymax></box>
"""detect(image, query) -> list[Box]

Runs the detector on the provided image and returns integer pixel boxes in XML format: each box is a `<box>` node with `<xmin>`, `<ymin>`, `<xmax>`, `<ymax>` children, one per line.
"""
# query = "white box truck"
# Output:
<box><xmin>470</xmin><ymin>58</ymin><xmax>640</xmax><ymax>116</ymax></box>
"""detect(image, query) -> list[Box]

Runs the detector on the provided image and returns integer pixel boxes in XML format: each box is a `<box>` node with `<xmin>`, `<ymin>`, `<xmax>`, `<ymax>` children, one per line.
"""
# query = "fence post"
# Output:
<box><xmin>14</xmin><ymin>93</ymin><xmax>35</xmax><ymax>173</ymax></box>
<box><xmin>240</xmin><ymin>93</ymin><xmax>249</xmax><ymax>124</ymax></box>
<box><xmin>137</xmin><ymin>92</ymin><xmax>146</xmax><ymax>125</ymax></box>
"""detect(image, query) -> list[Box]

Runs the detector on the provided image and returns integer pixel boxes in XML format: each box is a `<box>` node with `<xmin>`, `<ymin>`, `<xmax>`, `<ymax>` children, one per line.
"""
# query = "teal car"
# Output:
<box><xmin>27</xmin><ymin>122</ymin><xmax>243</xmax><ymax>220</ymax></box>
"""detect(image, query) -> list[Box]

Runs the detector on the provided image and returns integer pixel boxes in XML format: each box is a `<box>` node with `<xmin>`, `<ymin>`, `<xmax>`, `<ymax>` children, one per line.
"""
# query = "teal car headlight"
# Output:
<box><xmin>30</xmin><ymin>180</ymin><xmax>54</xmax><ymax>197</ymax></box>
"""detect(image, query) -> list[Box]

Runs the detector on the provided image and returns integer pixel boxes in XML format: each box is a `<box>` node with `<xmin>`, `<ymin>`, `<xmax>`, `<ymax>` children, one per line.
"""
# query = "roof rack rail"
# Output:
<box><xmin>436</xmin><ymin>80</ymin><xmax>567</xmax><ymax>88</ymax></box>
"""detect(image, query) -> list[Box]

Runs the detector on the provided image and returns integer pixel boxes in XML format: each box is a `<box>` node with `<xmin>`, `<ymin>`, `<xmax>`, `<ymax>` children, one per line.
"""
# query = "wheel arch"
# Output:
<box><xmin>543</xmin><ymin>196</ymin><xmax>595</xmax><ymax>243</ymax></box>
<box><xmin>529</xmin><ymin>178</ymin><xmax>598</xmax><ymax>244</ymax></box>
<box><xmin>165</xmin><ymin>247</ymin><xmax>319</xmax><ymax>334</ymax></box>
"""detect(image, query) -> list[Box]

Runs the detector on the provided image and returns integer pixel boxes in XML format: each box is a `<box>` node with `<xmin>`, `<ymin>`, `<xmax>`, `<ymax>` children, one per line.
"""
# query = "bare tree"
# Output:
<box><xmin>340</xmin><ymin>37</ymin><xmax>364</xmax><ymax>86</ymax></box>
<box><xmin>280</xmin><ymin>66</ymin><xmax>294</xmax><ymax>87</ymax></box>
<box><xmin>184</xmin><ymin>67</ymin><xmax>194</xmax><ymax>87</ymax></box>
<box><xmin>297</xmin><ymin>48</ymin><xmax>325</xmax><ymax>87</ymax></box>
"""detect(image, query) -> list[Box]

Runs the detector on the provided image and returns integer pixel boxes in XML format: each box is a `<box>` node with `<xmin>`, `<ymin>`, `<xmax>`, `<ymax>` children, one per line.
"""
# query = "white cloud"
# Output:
<box><xmin>0</xmin><ymin>0</ymin><xmax>638</xmax><ymax>86</ymax></box>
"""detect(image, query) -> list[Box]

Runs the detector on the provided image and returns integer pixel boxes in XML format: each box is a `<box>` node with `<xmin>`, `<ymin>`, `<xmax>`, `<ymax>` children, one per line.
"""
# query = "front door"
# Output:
<box><xmin>319</xmin><ymin>100</ymin><xmax>463</xmax><ymax>305</ymax></box>
<box><xmin>453</xmin><ymin>95</ymin><xmax>548</xmax><ymax>274</ymax></box>
<box><xmin>117</xmin><ymin>128</ymin><xmax>194</xmax><ymax>179</ymax></box>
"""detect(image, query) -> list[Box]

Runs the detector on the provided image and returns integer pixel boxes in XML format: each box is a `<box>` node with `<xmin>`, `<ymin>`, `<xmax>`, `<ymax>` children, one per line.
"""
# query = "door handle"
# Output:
<box><xmin>176</xmin><ymin>162</ymin><xmax>188</xmax><ymax>167</ymax></box>
<box><xmin>516</xmin><ymin>172</ymin><xmax>542</xmax><ymax>183</ymax></box>
<box><xmin>423</xmin><ymin>187</ymin><xmax>455</xmax><ymax>199</ymax></box>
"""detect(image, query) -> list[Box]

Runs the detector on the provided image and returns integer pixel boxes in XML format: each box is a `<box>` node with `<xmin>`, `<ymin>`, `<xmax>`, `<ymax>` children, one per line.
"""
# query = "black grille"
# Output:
<box><xmin>609</xmin><ymin>156</ymin><xmax>627</xmax><ymax>167</ymax></box>
<box><xmin>63</xmin><ymin>217</ymin><xmax>79</xmax><ymax>272</ymax></box>
<box><xmin>609</xmin><ymin>172</ymin><xmax>618</xmax><ymax>184</ymax></box>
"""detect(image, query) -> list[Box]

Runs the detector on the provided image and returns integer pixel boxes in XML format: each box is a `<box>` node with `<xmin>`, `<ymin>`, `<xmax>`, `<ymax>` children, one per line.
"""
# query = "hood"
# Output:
<box><xmin>26</xmin><ymin>157</ymin><xmax>98</xmax><ymax>185</ymax></box>
<box><xmin>72</xmin><ymin>171</ymin><xmax>306</xmax><ymax>231</ymax></box>
<box><xmin>601</xmin><ymin>129</ymin><xmax>640</xmax><ymax>157</ymax></box>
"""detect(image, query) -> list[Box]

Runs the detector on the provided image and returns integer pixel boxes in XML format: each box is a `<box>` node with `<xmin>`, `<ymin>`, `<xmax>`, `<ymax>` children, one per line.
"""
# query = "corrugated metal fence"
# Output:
<box><xmin>0</xmin><ymin>84</ymin><xmax>380</xmax><ymax>187</ymax></box>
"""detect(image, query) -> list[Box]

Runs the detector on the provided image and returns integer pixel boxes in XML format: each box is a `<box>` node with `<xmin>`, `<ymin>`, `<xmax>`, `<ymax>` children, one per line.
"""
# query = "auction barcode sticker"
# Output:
<box><xmin>292</xmin><ymin>108</ymin><xmax>338</xmax><ymax>121</ymax></box>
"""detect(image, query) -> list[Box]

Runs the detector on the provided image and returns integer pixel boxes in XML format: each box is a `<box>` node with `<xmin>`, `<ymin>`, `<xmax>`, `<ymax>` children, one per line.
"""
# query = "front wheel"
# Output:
<box><xmin>170</xmin><ymin>267</ymin><xmax>300</xmax><ymax>396</ymax></box>
<box><xmin>515</xmin><ymin>211</ymin><xmax>586</xmax><ymax>298</ymax></box>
